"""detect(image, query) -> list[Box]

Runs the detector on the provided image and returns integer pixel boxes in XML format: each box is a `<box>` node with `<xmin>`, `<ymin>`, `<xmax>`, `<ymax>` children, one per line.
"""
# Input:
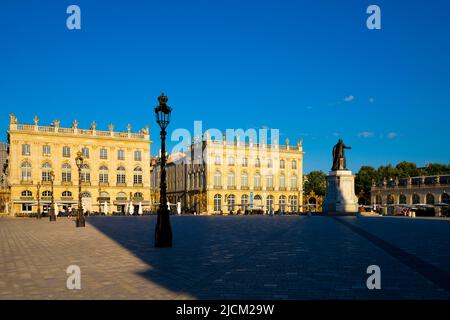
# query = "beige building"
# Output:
<box><xmin>152</xmin><ymin>134</ymin><xmax>304</xmax><ymax>214</ymax></box>
<box><xmin>7</xmin><ymin>114</ymin><xmax>151</xmax><ymax>215</ymax></box>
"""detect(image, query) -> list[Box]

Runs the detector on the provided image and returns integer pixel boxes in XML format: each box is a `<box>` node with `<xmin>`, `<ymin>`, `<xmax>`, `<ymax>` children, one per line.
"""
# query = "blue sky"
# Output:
<box><xmin>1</xmin><ymin>0</ymin><xmax>449</xmax><ymax>173</ymax></box>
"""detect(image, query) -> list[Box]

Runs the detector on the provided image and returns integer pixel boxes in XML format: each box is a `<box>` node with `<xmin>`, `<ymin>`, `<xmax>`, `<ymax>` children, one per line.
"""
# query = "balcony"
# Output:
<box><xmin>81</xmin><ymin>181</ymin><xmax>91</xmax><ymax>186</ymax></box>
<box><xmin>99</xmin><ymin>182</ymin><xmax>109</xmax><ymax>187</ymax></box>
<box><xmin>279</xmin><ymin>187</ymin><xmax>286</xmax><ymax>191</ymax></box>
<box><xmin>116</xmin><ymin>183</ymin><xmax>127</xmax><ymax>187</ymax></box>
<box><xmin>240</xmin><ymin>186</ymin><xmax>249</xmax><ymax>190</ymax></box>
<box><xmin>290</xmin><ymin>187</ymin><xmax>298</xmax><ymax>191</ymax></box>
<box><xmin>213</xmin><ymin>185</ymin><xmax>222</xmax><ymax>190</ymax></box>
<box><xmin>266</xmin><ymin>187</ymin><xmax>274</xmax><ymax>191</ymax></box>
<box><xmin>227</xmin><ymin>186</ymin><xmax>236</xmax><ymax>190</ymax></box>
<box><xmin>20</xmin><ymin>180</ymin><xmax>33</xmax><ymax>185</ymax></box>
<box><xmin>62</xmin><ymin>181</ymin><xmax>73</xmax><ymax>186</ymax></box>
<box><xmin>254</xmin><ymin>186</ymin><xmax>262</xmax><ymax>191</ymax></box>
<box><xmin>61</xmin><ymin>196</ymin><xmax>74</xmax><ymax>201</ymax></box>
<box><xmin>133</xmin><ymin>183</ymin><xmax>144</xmax><ymax>187</ymax></box>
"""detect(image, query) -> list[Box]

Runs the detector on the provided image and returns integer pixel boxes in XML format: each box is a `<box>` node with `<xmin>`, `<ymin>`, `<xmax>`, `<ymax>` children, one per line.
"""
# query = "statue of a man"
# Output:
<box><xmin>332</xmin><ymin>139</ymin><xmax>351</xmax><ymax>170</ymax></box>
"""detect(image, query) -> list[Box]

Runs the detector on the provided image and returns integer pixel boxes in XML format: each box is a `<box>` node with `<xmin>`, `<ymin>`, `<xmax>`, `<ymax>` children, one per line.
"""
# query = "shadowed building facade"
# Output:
<box><xmin>7</xmin><ymin>114</ymin><xmax>151</xmax><ymax>215</ymax></box>
<box><xmin>371</xmin><ymin>175</ymin><xmax>450</xmax><ymax>216</ymax></box>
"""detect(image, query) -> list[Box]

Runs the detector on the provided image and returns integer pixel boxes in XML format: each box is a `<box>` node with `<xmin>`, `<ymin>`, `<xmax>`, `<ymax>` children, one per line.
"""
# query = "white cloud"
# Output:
<box><xmin>358</xmin><ymin>131</ymin><xmax>374</xmax><ymax>138</ymax></box>
<box><xmin>387</xmin><ymin>132</ymin><xmax>398</xmax><ymax>139</ymax></box>
<box><xmin>344</xmin><ymin>95</ymin><xmax>355</xmax><ymax>102</ymax></box>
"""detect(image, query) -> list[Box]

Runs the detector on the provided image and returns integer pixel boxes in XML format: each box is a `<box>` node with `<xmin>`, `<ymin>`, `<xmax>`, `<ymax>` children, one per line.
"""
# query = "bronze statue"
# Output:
<box><xmin>332</xmin><ymin>139</ymin><xmax>351</xmax><ymax>170</ymax></box>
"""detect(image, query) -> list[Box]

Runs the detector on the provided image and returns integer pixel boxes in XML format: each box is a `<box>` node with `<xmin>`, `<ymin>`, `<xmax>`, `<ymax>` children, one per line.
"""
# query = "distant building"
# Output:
<box><xmin>0</xmin><ymin>142</ymin><xmax>7</xmax><ymax>188</ymax></box>
<box><xmin>152</xmin><ymin>134</ymin><xmax>304</xmax><ymax>214</ymax></box>
<box><xmin>371</xmin><ymin>175</ymin><xmax>450</xmax><ymax>216</ymax></box>
<box><xmin>7</xmin><ymin>113</ymin><xmax>151</xmax><ymax>215</ymax></box>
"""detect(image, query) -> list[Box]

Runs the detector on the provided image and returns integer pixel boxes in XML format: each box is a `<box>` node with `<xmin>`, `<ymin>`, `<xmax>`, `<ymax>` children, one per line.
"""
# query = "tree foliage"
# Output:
<box><xmin>303</xmin><ymin>170</ymin><xmax>326</xmax><ymax>196</ymax></box>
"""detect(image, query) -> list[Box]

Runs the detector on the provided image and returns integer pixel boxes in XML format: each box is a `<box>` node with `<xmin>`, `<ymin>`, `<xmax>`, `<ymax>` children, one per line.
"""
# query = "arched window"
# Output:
<box><xmin>21</xmin><ymin>190</ymin><xmax>32</xmax><ymax>197</ymax></box>
<box><xmin>214</xmin><ymin>171</ymin><xmax>222</xmax><ymax>187</ymax></box>
<box><xmin>254</xmin><ymin>195</ymin><xmax>262</xmax><ymax>207</ymax></box>
<box><xmin>62</xmin><ymin>163</ymin><xmax>71</xmax><ymax>182</ymax></box>
<box><xmin>279</xmin><ymin>174</ymin><xmax>286</xmax><ymax>188</ymax></box>
<box><xmin>21</xmin><ymin>162</ymin><xmax>32</xmax><ymax>181</ymax></box>
<box><xmin>81</xmin><ymin>164</ymin><xmax>90</xmax><ymax>182</ymax></box>
<box><xmin>241</xmin><ymin>171</ymin><xmax>248</xmax><ymax>187</ymax></box>
<box><xmin>133</xmin><ymin>167</ymin><xmax>143</xmax><ymax>185</ymax></box>
<box><xmin>266</xmin><ymin>174</ymin><xmax>273</xmax><ymax>188</ymax></box>
<box><xmin>227</xmin><ymin>194</ymin><xmax>235</xmax><ymax>211</ymax></box>
<box><xmin>442</xmin><ymin>193</ymin><xmax>450</xmax><ymax>204</ymax></box>
<box><xmin>279</xmin><ymin>195</ymin><xmax>286</xmax><ymax>212</ymax></box>
<box><xmin>42</xmin><ymin>190</ymin><xmax>52</xmax><ymax>197</ymax></box>
<box><xmin>387</xmin><ymin>194</ymin><xmax>395</xmax><ymax>205</ymax></box>
<box><xmin>426</xmin><ymin>193</ymin><xmax>435</xmax><ymax>205</ymax></box>
<box><xmin>214</xmin><ymin>194</ymin><xmax>222</xmax><ymax>212</ymax></box>
<box><xmin>412</xmin><ymin>194</ymin><xmax>420</xmax><ymax>204</ymax></box>
<box><xmin>81</xmin><ymin>147</ymin><xmax>90</xmax><ymax>159</ymax></box>
<box><xmin>290</xmin><ymin>175</ymin><xmax>297</xmax><ymax>189</ymax></box>
<box><xmin>228</xmin><ymin>156</ymin><xmax>235</xmax><ymax>166</ymax></box>
<box><xmin>280</xmin><ymin>159</ymin><xmax>285</xmax><ymax>169</ymax></box>
<box><xmin>62</xmin><ymin>191</ymin><xmax>72</xmax><ymax>197</ymax></box>
<box><xmin>81</xmin><ymin>192</ymin><xmax>91</xmax><ymax>198</ymax></box>
<box><xmin>291</xmin><ymin>160</ymin><xmax>297</xmax><ymax>170</ymax></box>
<box><xmin>99</xmin><ymin>166</ymin><xmax>109</xmax><ymax>183</ymax></box>
<box><xmin>289</xmin><ymin>195</ymin><xmax>298</xmax><ymax>212</ymax></box>
<box><xmin>241</xmin><ymin>194</ymin><xmax>249</xmax><ymax>210</ymax></box>
<box><xmin>266</xmin><ymin>195</ymin><xmax>274</xmax><ymax>212</ymax></box>
<box><xmin>134</xmin><ymin>192</ymin><xmax>143</xmax><ymax>200</ymax></box>
<box><xmin>254</xmin><ymin>172</ymin><xmax>261</xmax><ymax>188</ymax></box>
<box><xmin>117</xmin><ymin>166</ymin><xmax>126</xmax><ymax>184</ymax></box>
<box><xmin>41</xmin><ymin>163</ymin><xmax>52</xmax><ymax>182</ymax></box>
<box><xmin>227</xmin><ymin>171</ymin><xmax>235</xmax><ymax>187</ymax></box>
<box><xmin>399</xmin><ymin>194</ymin><xmax>407</xmax><ymax>204</ymax></box>
<box><xmin>116</xmin><ymin>192</ymin><xmax>127</xmax><ymax>200</ymax></box>
<box><xmin>22</xmin><ymin>143</ymin><xmax>31</xmax><ymax>156</ymax></box>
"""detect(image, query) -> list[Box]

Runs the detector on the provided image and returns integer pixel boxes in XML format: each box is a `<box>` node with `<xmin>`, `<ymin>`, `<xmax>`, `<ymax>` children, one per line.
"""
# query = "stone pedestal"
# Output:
<box><xmin>323</xmin><ymin>170</ymin><xmax>358</xmax><ymax>214</ymax></box>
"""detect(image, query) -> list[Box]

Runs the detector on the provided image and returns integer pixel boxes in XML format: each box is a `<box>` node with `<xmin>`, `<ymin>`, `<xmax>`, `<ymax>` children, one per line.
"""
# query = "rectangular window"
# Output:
<box><xmin>62</xmin><ymin>172</ymin><xmax>71</xmax><ymax>182</ymax></box>
<box><xmin>134</xmin><ymin>150</ymin><xmax>142</xmax><ymax>161</ymax></box>
<box><xmin>99</xmin><ymin>173</ymin><xmax>109</xmax><ymax>183</ymax></box>
<box><xmin>100</xmin><ymin>148</ymin><xmax>108</xmax><ymax>160</ymax></box>
<box><xmin>22</xmin><ymin>203</ymin><xmax>32</xmax><ymax>213</ymax></box>
<box><xmin>118</xmin><ymin>150</ymin><xmax>125</xmax><ymax>160</ymax></box>
<box><xmin>63</xmin><ymin>146</ymin><xmax>70</xmax><ymax>158</ymax></box>
<box><xmin>22</xmin><ymin>144</ymin><xmax>30</xmax><ymax>156</ymax></box>
<box><xmin>82</xmin><ymin>147</ymin><xmax>90</xmax><ymax>159</ymax></box>
<box><xmin>42</xmin><ymin>145</ymin><xmax>51</xmax><ymax>156</ymax></box>
<box><xmin>117</xmin><ymin>174</ymin><xmax>126</xmax><ymax>184</ymax></box>
<box><xmin>133</xmin><ymin>174</ymin><xmax>143</xmax><ymax>185</ymax></box>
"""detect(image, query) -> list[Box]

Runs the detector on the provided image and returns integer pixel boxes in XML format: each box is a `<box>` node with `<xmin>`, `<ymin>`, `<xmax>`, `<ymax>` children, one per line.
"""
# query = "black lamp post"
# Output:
<box><xmin>49</xmin><ymin>171</ymin><xmax>56</xmax><ymax>221</ymax></box>
<box><xmin>36</xmin><ymin>182</ymin><xmax>41</xmax><ymax>219</ymax></box>
<box><xmin>75</xmin><ymin>151</ymin><xmax>86</xmax><ymax>227</ymax></box>
<box><xmin>154</xmin><ymin>93</ymin><xmax>173</xmax><ymax>247</ymax></box>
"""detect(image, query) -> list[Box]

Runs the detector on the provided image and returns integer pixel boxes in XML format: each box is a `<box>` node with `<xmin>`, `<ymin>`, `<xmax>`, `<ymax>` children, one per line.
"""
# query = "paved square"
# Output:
<box><xmin>1</xmin><ymin>215</ymin><xmax>450</xmax><ymax>299</ymax></box>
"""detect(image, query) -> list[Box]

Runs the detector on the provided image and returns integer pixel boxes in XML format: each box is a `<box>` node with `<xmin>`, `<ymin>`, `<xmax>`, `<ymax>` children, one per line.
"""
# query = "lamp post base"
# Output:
<box><xmin>48</xmin><ymin>209</ymin><xmax>56</xmax><ymax>222</ymax></box>
<box><xmin>154</xmin><ymin>208</ymin><xmax>172</xmax><ymax>248</ymax></box>
<box><xmin>76</xmin><ymin>218</ymin><xmax>85</xmax><ymax>228</ymax></box>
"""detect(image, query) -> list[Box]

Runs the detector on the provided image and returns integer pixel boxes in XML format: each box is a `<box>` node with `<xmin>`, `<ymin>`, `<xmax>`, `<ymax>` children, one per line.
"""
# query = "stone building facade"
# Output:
<box><xmin>371</xmin><ymin>175</ymin><xmax>450</xmax><ymax>216</ymax></box>
<box><xmin>151</xmin><ymin>134</ymin><xmax>304</xmax><ymax>214</ymax></box>
<box><xmin>7</xmin><ymin>114</ymin><xmax>151</xmax><ymax>215</ymax></box>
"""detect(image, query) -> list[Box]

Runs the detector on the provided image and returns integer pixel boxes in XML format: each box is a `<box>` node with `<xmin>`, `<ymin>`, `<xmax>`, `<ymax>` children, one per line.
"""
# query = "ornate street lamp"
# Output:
<box><xmin>49</xmin><ymin>171</ymin><xmax>56</xmax><ymax>221</ymax></box>
<box><xmin>36</xmin><ymin>182</ymin><xmax>41</xmax><ymax>219</ymax></box>
<box><xmin>154</xmin><ymin>93</ymin><xmax>173</xmax><ymax>247</ymax></box>
<box><xmin>75</xmin><ymin>151</ymin><xmax>86</xmax><ymax>227</ymax></box>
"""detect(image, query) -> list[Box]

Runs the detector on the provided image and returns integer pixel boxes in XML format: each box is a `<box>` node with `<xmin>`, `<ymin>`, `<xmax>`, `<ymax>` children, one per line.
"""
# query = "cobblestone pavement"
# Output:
<box><xmin>1</xmin><ymin>215</ymin><xmax>450</xmax><ymax>300</ymax></box>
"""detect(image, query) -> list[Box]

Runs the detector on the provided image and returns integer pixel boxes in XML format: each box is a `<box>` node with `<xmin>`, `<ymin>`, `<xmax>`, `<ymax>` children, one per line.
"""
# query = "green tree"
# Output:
<box><xmin>423</xmin><ymin>163</ymin><xmax>450</xmax><ymax>176</ymax></box>
<box><xmin>377</xmin><ymin>164</ymin><xmax>398</xmax><ymax>182</ymax></box>
<box><xmin>395</xmin><ymin>161</ymin><xmax>421</xmax><ymax>178</ymax></box>
<box><xmin>355</xmin><ymin>166</ymin><xmax>377</xmax><ymax>194</ymax></box>
<box><xmin>303</xmin><ymin>171</ymin><xmax>326</xmax><ymax>196</ymax></box>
